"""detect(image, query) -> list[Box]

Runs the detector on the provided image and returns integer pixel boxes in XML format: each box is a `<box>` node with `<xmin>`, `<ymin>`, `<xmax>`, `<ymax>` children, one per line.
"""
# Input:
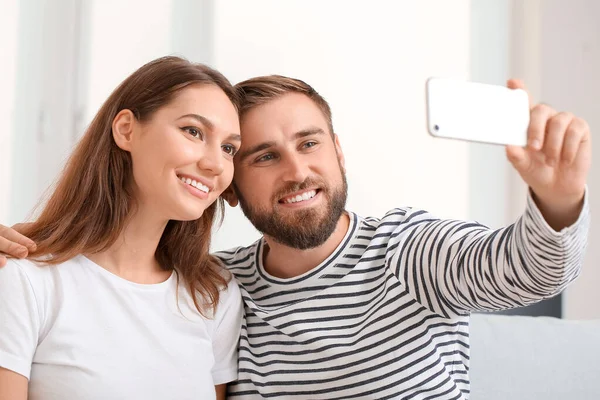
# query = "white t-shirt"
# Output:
<box><xmin>0</xmin><ymin>255</ymin><xmax>243</xmax><ymax>400</ymax></box>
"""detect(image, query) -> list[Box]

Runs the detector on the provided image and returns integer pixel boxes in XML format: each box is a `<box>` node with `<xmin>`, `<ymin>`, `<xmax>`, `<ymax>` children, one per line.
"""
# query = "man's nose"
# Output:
<box><xmin>281</xmin><ymin>154</ymin><xmax>309</xmax><ymax>183</ymax></box>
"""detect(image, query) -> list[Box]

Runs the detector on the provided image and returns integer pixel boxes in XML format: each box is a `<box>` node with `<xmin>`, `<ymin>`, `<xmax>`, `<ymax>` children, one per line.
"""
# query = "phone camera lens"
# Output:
<box><xmin>433</xmin><ymin>124</ymin><xmax>440</xmax><ymax>131</ymax></box>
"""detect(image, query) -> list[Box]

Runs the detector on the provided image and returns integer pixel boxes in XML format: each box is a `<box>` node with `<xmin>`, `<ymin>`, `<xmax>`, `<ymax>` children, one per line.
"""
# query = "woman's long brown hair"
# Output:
<box><xmin>20</xmin><ymin>56</ymin><xmax>239</xmax><ymax>316</ymax></box>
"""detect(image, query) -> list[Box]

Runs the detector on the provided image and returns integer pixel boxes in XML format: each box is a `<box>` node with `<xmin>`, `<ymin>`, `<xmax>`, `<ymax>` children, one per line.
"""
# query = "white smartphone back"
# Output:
<box><xmin>425</xmin><ymin>77</ymin><xmax>530</xmax><ymax>146</ymax></box>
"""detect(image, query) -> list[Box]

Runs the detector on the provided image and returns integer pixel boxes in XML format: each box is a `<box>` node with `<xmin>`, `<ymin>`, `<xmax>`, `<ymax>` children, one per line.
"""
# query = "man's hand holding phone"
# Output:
<box><xmin>426</xmin><ymin>77</ymin><xmax>591</xmax><ymax>231</ymax></box>
<box><xmin>505</xmin><ymin>79</ymin><xmax>591</xmax><ymax>231</ymax></box>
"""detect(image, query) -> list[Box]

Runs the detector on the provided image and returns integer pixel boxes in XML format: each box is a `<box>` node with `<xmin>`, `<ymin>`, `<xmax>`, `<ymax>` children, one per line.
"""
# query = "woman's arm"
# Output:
<box><xmin>0</xmin><ymin>260</ymin><xmax>41</xmax><ymax>396</ymax></box>
<box><xmin>215</xmin><ymin>384</ymin><xmax>227</xmax><ymax>400</ymax></box>
<box><xmin>0</xmin><ymin>367</ymin><xmax>27</xmax><ymax>400</ymax></box>
<box><xmin>210</xmin><ymin>279</ymin><xmax>243</xmax><ymax>392</ymax></box>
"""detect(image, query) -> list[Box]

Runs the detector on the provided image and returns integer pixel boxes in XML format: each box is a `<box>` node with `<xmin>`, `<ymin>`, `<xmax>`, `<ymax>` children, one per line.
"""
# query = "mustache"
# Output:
<box><xmin>273</xmin><ymin>178</ymin><xmax>325</xmax><ymax>200</ymax></box>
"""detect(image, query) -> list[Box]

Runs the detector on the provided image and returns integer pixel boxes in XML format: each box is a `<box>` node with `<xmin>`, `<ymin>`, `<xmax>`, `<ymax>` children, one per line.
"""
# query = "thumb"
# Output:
<box><xmin>506</xmin><ymin>145</ymin><xmax>531</xmax><ymax>173</ymax></box>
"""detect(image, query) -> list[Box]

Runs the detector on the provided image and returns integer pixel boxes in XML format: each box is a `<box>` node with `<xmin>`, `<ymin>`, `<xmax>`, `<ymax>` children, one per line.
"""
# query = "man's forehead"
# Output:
<box><xmin>240</xmin><ymin>93</ymin><xmax>328</xmax><ymax>142</ymax></box>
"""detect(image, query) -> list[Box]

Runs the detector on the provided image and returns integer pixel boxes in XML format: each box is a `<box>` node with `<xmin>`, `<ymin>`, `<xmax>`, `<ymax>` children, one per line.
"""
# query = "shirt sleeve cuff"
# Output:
<box><xmin>0</xmin><ymin>349</ymin><xmax>32</xmax><ymax>380</ymax></box>
<box><xmin>212</xmin><ymin>365</ymin><xmax>238</xmax><ymax>385</ymax></box>
<box><xmin>525</xmin><ymin>185</ymin><xmax>591</xmax><ymax>238</ymax></box>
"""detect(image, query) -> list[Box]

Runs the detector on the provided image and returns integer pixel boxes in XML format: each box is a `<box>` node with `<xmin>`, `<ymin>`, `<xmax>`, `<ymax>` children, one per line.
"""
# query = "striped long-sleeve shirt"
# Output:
<box><xmin>218</xmin><ymin>191</ymin><xmax>590</xmax><ymax>399</ymax></box>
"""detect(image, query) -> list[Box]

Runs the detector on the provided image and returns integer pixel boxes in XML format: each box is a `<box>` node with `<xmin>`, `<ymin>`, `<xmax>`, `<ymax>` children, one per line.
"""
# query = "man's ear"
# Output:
<box><xmin>112</xmin><ymin>109</ymin><xmax>136</xmax><ymax>151</ymax></box>
<box><xmin>222</xmin><ymin>184</ymin><xmax>239</xmax><ymax>207</ymax></box>
<box><xmin>334</xmin><ymin>133</ymin><xmax>346</xmax><ymax>173</ymax></box>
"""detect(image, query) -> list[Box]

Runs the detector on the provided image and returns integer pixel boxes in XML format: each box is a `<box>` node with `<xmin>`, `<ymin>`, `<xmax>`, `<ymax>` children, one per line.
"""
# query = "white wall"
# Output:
<box><xmin>8</xmin><ymin>0</ymin><xmax>48</xmax><ymax>225</ymax></box>
<box><xmin>85</xmin><ymin>0</ymin><xmax>174</xmax><ymax>125</ymax></box>
<box><xmin>36</xmin><ymin>0</ymin><xmax>86</xmax><ymax>217</ymax></box>
<box><xmin>210</xmin><ymin>0</ymin><xmax>475</xmax><ymax>251</ymax></box>
<box><xmin>0</xmin><ymin>0</ymin><xmax>19</xmax><ymax>223</ymax></box>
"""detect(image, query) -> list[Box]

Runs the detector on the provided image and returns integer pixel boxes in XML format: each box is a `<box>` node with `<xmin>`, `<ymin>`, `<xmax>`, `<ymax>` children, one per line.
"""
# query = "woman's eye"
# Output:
<box><xmin>222</xmin><ymin>144</ymin><xmax>238</xmax><ymax>156</ymax></box>
<box><xmin>182</xmin><ymin>127</ymin><xmax>203</xmax><ymax>140</ymax></box>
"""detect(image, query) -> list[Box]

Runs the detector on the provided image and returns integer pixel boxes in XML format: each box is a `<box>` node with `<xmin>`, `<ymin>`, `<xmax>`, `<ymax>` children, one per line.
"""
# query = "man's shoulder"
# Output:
<box><xmin>213</xmin><ymin>239</ymin><xmax>261</xmax><ymax>270</ymax></box>
<box><xmin>352</xmin><ymin>207</ymin><xmax>421</xmax><ymax>228</ymax></box>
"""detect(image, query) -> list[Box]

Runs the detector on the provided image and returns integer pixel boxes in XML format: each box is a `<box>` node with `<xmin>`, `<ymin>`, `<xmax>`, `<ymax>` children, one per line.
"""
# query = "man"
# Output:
<box><xmin>0</xmin><ymin>76</ymin><xmax>591</xmax><ymax>399</ymax></box>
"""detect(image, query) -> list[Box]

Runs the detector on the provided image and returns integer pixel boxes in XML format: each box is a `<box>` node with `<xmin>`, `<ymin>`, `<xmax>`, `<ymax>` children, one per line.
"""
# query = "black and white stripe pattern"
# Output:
<box><xmin>218</xmin><ymin>192</ymin><xmax>589</xmax><ymax>399</ymax></box>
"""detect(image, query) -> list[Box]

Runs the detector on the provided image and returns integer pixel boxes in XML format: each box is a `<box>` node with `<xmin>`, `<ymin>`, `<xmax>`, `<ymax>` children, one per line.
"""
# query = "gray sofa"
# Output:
<box><xmin>469</xmin><ymin>313</ymin><xmax>600</xmax><ymax>399</ymax></box>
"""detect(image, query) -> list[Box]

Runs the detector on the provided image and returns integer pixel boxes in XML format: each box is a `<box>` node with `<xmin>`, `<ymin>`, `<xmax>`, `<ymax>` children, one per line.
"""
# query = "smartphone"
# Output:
<box><xmin>425</xmin><ymin>77</ymin><xmax>530</xmax><ymax>146</ymax></box>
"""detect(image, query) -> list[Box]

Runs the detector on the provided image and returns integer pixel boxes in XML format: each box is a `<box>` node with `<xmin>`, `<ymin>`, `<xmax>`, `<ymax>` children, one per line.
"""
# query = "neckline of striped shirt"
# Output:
<box><xmin>237</xmin><ymin>211</ymin><xmax>399</xmax><ymax>310</ymax></box>
<box><xmin>254</xmin><ymin>211</ymin><xmax>360</xmax><ymax>289</ymax></box>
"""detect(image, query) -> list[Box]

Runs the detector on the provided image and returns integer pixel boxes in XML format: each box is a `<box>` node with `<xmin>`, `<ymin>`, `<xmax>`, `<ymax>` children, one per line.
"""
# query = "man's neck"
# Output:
<box><xmin>262</xmin><ymin>212</ymin><xmax>351</xmax><ymax>279</ymax></box>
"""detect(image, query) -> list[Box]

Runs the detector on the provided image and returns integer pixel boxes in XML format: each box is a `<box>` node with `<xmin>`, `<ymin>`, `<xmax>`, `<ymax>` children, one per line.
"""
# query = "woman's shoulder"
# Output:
<box><xmin>0</xmin><ymin>256</ymin><xmax>83</xmax><ymax>299</ymax></box>
<box><xmin>221</xmin><ymin>274</ymin><xmax>241</xmax><ymax>302</ymax></box>
<box><xmin>3</xmin><ymin>256</ymin><xmax>83</xmax><ymax>276</ymax></box>
<box><xmin>0</xmin><ymin>259</ymin><xmax>60</xmax><ymax>323</ymax></box>
<box><xmin>1</xmin><ymin>257</ymin><xmax>55</xmax><ymax>280</ymax></box>
<box><xmin>212</xmin><ymin>274</ymin><xmax>242</xmax><ymax>320</ymax></box>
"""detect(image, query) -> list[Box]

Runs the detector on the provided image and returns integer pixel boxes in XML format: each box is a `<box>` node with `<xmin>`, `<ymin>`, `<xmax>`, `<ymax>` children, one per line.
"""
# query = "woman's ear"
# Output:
<box><xmin>112</xmin><ymin>109</ymin><xmax>136</xmax><ymax>151</ymax></box>
<box><xmin>222</xmin><ymin>185</ymin><xmax>239</xmax><ymax>207</ymax></box>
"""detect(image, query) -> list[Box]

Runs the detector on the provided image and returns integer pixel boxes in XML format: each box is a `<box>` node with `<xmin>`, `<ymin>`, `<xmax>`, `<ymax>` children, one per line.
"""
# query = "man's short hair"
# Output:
<box><xmin>235</xmin><ymin>75</ymin><xmax>334</xmax><ymax>136</ymax></box>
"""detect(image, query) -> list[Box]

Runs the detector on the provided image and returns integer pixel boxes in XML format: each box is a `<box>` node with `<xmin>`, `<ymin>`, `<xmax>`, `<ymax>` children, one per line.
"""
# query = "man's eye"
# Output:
<box><xmin>303</xmin><ymin>141</ymin><xmax>317</xmax><ymax>149</ymax></box>
<box><xmin>256</xmin><ymin>153</ymin><xmax>275</xmax><ymax>163</ymax></box>
<box><xmin>182</xmin><ymin>127</ymin><xmax>203</xmax><ymax>140</ymax></box>
<box><xmin>222</xmin><ymin>144</ymin><xmax>238</xmax><ymax>156</ymax></box>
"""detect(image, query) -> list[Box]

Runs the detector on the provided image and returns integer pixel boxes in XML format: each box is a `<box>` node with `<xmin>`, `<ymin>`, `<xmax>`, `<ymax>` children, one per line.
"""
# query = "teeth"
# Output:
<box><xmin>179</xmin><ymin>176</ymin><xmax>209</xmax><ymax>193</ymax></box>
<box><xmin>285</xmin><ymin>190</ymin><xmax>316</xmax><ymax>204</ymax></box>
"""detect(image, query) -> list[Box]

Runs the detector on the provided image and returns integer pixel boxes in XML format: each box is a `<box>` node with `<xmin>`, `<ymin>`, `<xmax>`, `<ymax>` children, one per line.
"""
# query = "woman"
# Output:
<box><xmin>0</xmin><ymin>56</ymin><xmax>243</xmax><ymax>400</ymax></box>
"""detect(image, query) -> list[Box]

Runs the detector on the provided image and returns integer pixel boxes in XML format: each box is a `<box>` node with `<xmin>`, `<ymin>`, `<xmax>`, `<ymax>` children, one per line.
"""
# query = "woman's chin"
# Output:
<box><xmin>169</xmin><ymin>206</ymin><xmax>206</xmax><ymax>222</ymax></box>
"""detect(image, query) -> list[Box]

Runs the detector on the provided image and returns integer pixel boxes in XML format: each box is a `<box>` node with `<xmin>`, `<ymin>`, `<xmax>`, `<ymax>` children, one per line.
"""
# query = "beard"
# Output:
<box><xmin>235</xmin><ymin>173</ymin><xmax>348</xmax><ymax>250</ymax></box>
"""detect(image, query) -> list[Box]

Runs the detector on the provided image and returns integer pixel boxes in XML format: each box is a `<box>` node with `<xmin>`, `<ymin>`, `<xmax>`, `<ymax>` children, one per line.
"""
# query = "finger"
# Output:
<box><xmin>507</xmin><ymin>79</ymin><xmax>524</xmax><ymax>88</ymax></box>
<box><xmin>12</xmin><ymin>223</ymin><xmax>37</xmax><ymax>251</ymax></box>
<box><xmin>0</xmin><ymin>254</ymin><xmax>6</xmax><ymax>268</ymax></box>
<box><xmin>506</xmin><ymin>145</ymin><xmax>531</xmax><ymax>175</ymax></box>
<box><xmin>528</xmin><ymin>104</ymin><xmax>557</xmax><ymax>151</ymax></box>
<box><xmin>0</xmin><ymin>236</ymin><xmax>29</xmax><ymax>258</ymax></box>
<box><xmin>544</xmin><ymin>112</ymin><xmax>573</xmax><ymax>166</ymax></box>
<box><xmin>561</xmin><ymin>118</ymin><xmax>589</xmax><ymax>165</ymax></box>
<box><xmin>507</xmin><ymin>79</ymin><xmax>533</xmax><ymax>109</ymax></box>
<box><xmin>0</xmin><ymin>224</ymin><xmax>36</xmax><ymax>251</ymax></box>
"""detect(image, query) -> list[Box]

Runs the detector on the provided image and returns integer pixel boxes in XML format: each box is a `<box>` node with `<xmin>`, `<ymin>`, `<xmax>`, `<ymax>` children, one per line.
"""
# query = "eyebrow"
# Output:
<box><xmin>293</xmin><ymin>127</ymin><xmax>325</xmax><ymax>140</ymax></box>
<box><xmin>226</xmin><ymin>133</ymin><xmax>242</xmax><ymax>142</ymax></box>
<box><xmin>178</xmin><ymin>113</ymin><xmax>214</xmax><ymax>129</ymax></box>
<box><xmin>178</xmin><ymin>113</ymin><xmax>241</xmax><ymax>142</ymax></box>
<box><xmin>237</xmin><ymin>127</ymin><xmax>325</xmax><ymax>162</ymax></box>
<box><xmin>237</xmin><ymin>141</ymin><xmax>276</xmax><ymax>162</ymax></box>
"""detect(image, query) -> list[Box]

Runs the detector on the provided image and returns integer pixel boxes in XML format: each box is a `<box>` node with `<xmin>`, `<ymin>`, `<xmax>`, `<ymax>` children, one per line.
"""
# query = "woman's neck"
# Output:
<box><xmin>85</xmin><ymin>209</ymin><xmax>170</xmax><ymax>284</ymax></box>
